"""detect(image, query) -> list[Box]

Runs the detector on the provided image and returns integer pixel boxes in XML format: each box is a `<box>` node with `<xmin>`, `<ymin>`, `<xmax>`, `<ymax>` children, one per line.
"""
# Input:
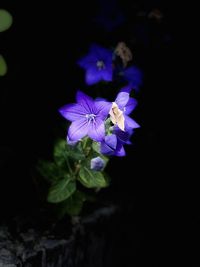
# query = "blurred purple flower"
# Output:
<box><xmin>59</xmin><ymin>91</ymin><xmax>111</xmax><ymax>142</ymax></box>
<box><xmin>94</xmin><ymin>0</ymin><xmax>125</xmax><ymax>32</ymax></box>
<box><xmin>90</xmin><ymin>156</ymin><xmax>105</xmax><ymax>171</ymax></box>
<box><xmin>123</xmin><ymin>66</ymin><xmax>143</xmax><ymax>91</ymax></box>
<box><xmin>77</xmin><ymin>44</ymin><xmax>113</xmax><ymax>85</ymax></box>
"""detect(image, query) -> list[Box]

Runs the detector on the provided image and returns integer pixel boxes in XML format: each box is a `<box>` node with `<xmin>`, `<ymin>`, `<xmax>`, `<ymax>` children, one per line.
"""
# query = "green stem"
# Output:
<box><xmin>63</xmin><ymin>153</ymin><xmax>73</xmax><ymax>174</ymax></box>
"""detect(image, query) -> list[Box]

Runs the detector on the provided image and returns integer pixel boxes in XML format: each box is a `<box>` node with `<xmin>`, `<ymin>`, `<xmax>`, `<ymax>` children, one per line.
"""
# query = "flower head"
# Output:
<box><xmin>59</xmin><ymin>91</ymin><xmax>112</xmax><ymax>142</ymax></box>
<box><xmin>123</xmin><ymin>66</ymin><xmax>143</xmax><ymax>91</ymax></box>
<box><xmin>100</xmin><ymin>134</ymin><xmax>125</xmax><ymax>157</ymax></box>
<box><xmin>77</xmin><ymin>44</ymin><xmax>113</xmax><ymax>85</ymax></box>
<box><xmin>100</xmin><ymin>126</ymin><xmax>134</xmax><ymax>157</ymax></box>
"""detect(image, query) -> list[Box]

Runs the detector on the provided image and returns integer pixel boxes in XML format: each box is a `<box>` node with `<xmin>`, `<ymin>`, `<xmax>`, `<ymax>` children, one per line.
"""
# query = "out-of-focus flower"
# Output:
<box><xmin>115</xmin><ymin>42</ymin><xmax>133</xmax><ymax>67</ymax></box>
<box><xmin>77</xmin><ymin>44</ymin><xmax>113</xmax><ymax>85</ymax></box>
<box><xmin>122</xmin><ymin>66</ymin><xmax>143</xmax><ymax>91</ymax></box>
<box><xmin>94</xmin><ymin>0</ymin><xmax>125</xmax><ymax>32</ymax></box>
<box><xmin>148</xmin><ymin>8</ymin><xmax>163</xmax><ymax>22</ymax></box>
<box><xmin>59</xmin><ymin>91</ymin><xmax>111</xmax><ymax>142</ymax></box>
<box><xmin>90</xmin><ymin>156</ymin><xmax>105</xmax><ymax>171</ymax></box>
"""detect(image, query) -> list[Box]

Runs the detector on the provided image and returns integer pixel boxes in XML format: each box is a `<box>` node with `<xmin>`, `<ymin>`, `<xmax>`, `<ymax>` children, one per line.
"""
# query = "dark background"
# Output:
<box><xmin>0</xmin><ymin>1</ymin><xmax>197</xmax><ymax>266</ymax></box>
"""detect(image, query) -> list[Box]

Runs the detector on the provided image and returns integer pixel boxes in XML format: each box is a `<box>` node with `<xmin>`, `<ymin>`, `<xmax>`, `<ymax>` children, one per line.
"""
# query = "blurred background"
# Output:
<box><xmin>1</xmin><ymin>1</ymin><xmax>197</xmax><ymax>266</ymax></box>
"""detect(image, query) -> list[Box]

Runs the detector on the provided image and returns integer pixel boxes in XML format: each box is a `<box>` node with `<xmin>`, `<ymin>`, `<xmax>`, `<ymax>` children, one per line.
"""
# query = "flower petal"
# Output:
<box><xmin>85</xmin><ymin>68</ymin><xmax>102</xmax><ymax>85</ymax></box>
<box><xmin>89</xmin><ymin>44</ymin><xmax>112</xmax><ymax>62</ymax></box>
<box><xmin>88</xmin><ymin>118</ymin><xmax>105</xmax><ymax>141</ymax></box>
<box><xmin>125</xmin><ymin>115</ymin><xmax>140</xmax><ymax>129</ymax></box>
<box><xmin>114</xmin><ymin>126</ymin><xmax>134</xmax><ymax>143</ymax></box>
<box><xmin>120</xmin><ymin>84</ymin><xmax>132</xmax><ymax>93</ymax></box>
<box><xmin>68</xmin><ymin>119</ymin><xmax>88</xmax><ymax>141</ymax></box>
<box><xmin>100</xmin><ymin>134</ymin><xmax>117</xmax><ymax>155</ymax></box>
<box><xmin>125</xmin><ymin>97</ymin><xmax>138</xmax><ymax>115</ymax></box>
<box><xmin>101</xmin><ymin>67</ymin><xmax>113</xmax><ymax>82</ymax></box>
<box><xmin>59</xmin><ymin>103</ymin><xmax>85</xmax><ymax>121</ymax></box>
<box><xmin>115</xmin><ymin>143</ymin><xmax>126</xmax><ymax>157</ymax></box>
<box><xmin>123</xmin><ymin>66</ymin><xmax>142</xmax><ymax>90</ymax></box>
<box><xmin>115</xmin><ymin>92</ymin><xmax>129</xmax><ymax>110</ymax></box>
<box><xmin>76</xmin><ymin>90</ymin><xmax>96</xmax><ymax>114</ymax></box>
<box><xmin>95</xmin><ymin>100</ymin><xmax>112</xmax><ymax>120</ymax></box>
<box><xmin>77</xmin><ymin>54</ymin><xmax>97</xmax><ymax>69</ymax></box>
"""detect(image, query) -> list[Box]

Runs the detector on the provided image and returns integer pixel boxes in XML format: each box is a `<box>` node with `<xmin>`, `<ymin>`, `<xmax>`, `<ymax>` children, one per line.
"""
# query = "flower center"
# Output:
<box><xmin>86</xmin><ymin>113</ymin><xmax>96</xmax><ymax>122</ymax></box>
<box><xmin>96</xmin><ymin>60</ymin><xmax>105</xmax><ymax>70</ymax></box>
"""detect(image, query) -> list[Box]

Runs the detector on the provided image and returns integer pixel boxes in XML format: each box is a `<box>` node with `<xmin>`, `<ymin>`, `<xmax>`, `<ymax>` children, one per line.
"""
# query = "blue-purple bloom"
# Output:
<box><xmin>100</xmin><ymin>134</ymin><xmax>124</xmax><ymax>157</ymax></box>
<box><xmin>59</xmin><ymin>91</ymin><xmax>111</xmax><ymax>142</ymax></box>
<box><xmin>100</xmin><ymin>126</ymin><xmax>134</xmax><ymax>157</ymax></box>
<box><xmin>77</xmin><ymin>44</ymin><xmax>113</xmax><ymax>85</ymax></box>
<box><xmin>90</xmin><ymin>156</ymin><xmax>105</xmax><ymax>171</ymax></box>
<box><xmin>123</xmin><ymin>66</ymin><xmax>143</xmax><ymax>91</ymax></box>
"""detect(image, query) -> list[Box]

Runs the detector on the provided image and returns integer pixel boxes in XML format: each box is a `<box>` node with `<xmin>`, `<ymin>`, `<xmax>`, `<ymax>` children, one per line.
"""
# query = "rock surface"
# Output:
<box><xmin>0</xmin><ymin>206</ymin><xmax>117</xmax><ymax>267</ymax></box>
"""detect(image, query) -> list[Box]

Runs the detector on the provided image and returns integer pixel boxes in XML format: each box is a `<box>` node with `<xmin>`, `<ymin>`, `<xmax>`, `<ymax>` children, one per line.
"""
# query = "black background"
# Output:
<box><xmin>0</xmin><ymin>1</ymin><xmax>197</xmax><ymax>266</ymax></box>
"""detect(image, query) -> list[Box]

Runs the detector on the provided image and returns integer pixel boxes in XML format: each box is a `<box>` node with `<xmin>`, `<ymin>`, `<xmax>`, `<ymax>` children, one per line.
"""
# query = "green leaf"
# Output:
<box><xmin>78</xmin><ymin>166</ymin><xmax>109</xmax><ymax>188</ymax></box>
<box><xmin>92</xmin><ymin>141</ymin><xmax>100</xmax><ymax>153</ymax></box>
<box><xmin>0</xmin><ymin>9</ymin><xmax>13</xmax><ymax>32</ymax></box>
<box><xmin>54</xmin><ymin>139</ymin><xmax>84</xmax><ymax>166</ymax></box>
<box><xmin>37</xmin><ymin>160</ymin><xmax>65</xmax><ymax>183</ymax></box>
<box><xmin>59</xmin><ymin>191</ymin><xmax>86</xmax><ymax>217</ymax></box>
<box><xmin>0</xmin><ymin>55</ymin><xmax>7</xmax><ymax>76</ymax></box>
<box><xmin>53</xmin><ymin>139</ymin><xmax>67</xmax><ymax>166</ymax></box>
<box><xmin>47</xmin><ymin>175</ymin><xmax>76</xmax><ymax>203</ymax></box>
<box><xmin>66</xmin><ymin>143</ymin><xmax>85</xmax><ymax>160</ymax></box>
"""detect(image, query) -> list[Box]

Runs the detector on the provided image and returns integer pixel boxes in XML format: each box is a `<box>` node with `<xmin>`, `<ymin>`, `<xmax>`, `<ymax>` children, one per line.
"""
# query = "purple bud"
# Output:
<box><xmin>90</xmin><ymin>156</ymin><xmax>105</xmax><ymax>171</ymax></box>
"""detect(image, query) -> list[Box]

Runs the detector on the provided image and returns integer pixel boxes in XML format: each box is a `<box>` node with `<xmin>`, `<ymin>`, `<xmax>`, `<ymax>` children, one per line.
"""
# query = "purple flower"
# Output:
<box><xmin>100</xmin><ymin>134</ymin><xmax>125</xmax><ymax>157</ymax></box>
<box><xmin>109</xmin><ymin>90</ymin><xmax>140</xmax><ymax>131</ymax></box>
<box><xmin>77</xmin><ymin>44</ymin><xmax>113</xmax><ymax>85</ymax></box>
<box><xmin>123</xmin><ymin>66</ymin><xmax>143</xmax><ymax>91</ymax></box>
<box><xmin>90</xmin><ymin>156</ymin><xmax>105</xmax><ymax>171</ymax></box>
<box><xmin>59</xmin><ymin>91</ymin><xmax>112</xmax><ymax>142</ymax></box>
<box><xmin>100</xmin><ymin>127</ymin><xmax>134</xmax><ymax>157</ymax></box>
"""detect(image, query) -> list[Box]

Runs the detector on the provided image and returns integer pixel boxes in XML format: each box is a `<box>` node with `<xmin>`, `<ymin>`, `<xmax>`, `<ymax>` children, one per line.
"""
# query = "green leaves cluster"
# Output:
<box><xmin>0</xmin><ymin>9</ymin><xmax>13</xmax><ymax>76</ymax></box>
<box><xmin>37</xmin><ymin>138</ymin><xmax>109</xmax><ymax>217</ymax></box>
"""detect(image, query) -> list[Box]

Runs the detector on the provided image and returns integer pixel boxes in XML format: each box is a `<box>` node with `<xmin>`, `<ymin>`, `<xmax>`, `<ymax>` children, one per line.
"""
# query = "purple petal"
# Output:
<box><xmin>115</xmin><ymin>92</ymin><xmax>129</xmax><ymax>110</ymax></box>
<box><xmin>100</xmin><ymin>134</ymin><xmax>117</xmax><ymax>155</ymax></box>
<box><xmin>85</xmin><ymin>68</ymin><xmax>102</xmax><ymax>85</ymax></box>
<box><xmin>68</xmin><ymin>119</ymin><xmax>88</xmax><ymax>141</ymax></box>
<box><xmin>101</xmin><ymin>67</ymin><xmax>113</xmax><ymax>82</ymax></box>
<box><xmin>59</xmin><ymin>103</ymin><xmax>85</xmax><ymax>121</ymax></box>
<box><xmin>88</xmin><ymin>118</ymin><xmax>105</xmax><ymax>141</ymax></box>
<box><xmin>115</xmin><ymin>143</ymin><xmax>126</xmax><ymax>157</ymax></box>
<box><xmin>125</xmin><ymin>98</ymin><xmax>138</xmax><ymax>115</ymax></box>
<box><xmin>77</xmin><ymin>54</ymin><xmax>98</xmax><ymax>69</ymax></box>
<box><xmin>114</xmin><ymin>126</ymin><xmax>134</xmax><ymax>143</ymax></box>
<box><xmin>125</xmin><ymin>115</ymin><xmax>140</xmax><ymax>129</ymax></box>
<box><xmin>120</xmin><ymin>85</ymin><xmax>132</xmax><ymax>93</ymax></box>
<box><xmin>67</xmin><ymin>136</ymin><xmax>78</xmax><ymax>146</ymax></box>
<box><xmin>89</xmin><ymin>44</ymin><xmax>112</xmax><ymax>62</ymax></box>
<box><xmin>90</xmin><ymin>156</ymin><xmax>105</xmax><ymax>171</ymax></box>
<box><xmin>123</xmin><ymin>66</ymin><xmax>142</xmax><ymax>90</ymax></box>
<box><xmin>76</xmin><ymin>91</ymin><xmax>96</xmax><ymax>114</ymax></box>
<box><xmin>95</xmin><ymin>101</ymin><xmax>112</xmax><ymax>120</ymax></box>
